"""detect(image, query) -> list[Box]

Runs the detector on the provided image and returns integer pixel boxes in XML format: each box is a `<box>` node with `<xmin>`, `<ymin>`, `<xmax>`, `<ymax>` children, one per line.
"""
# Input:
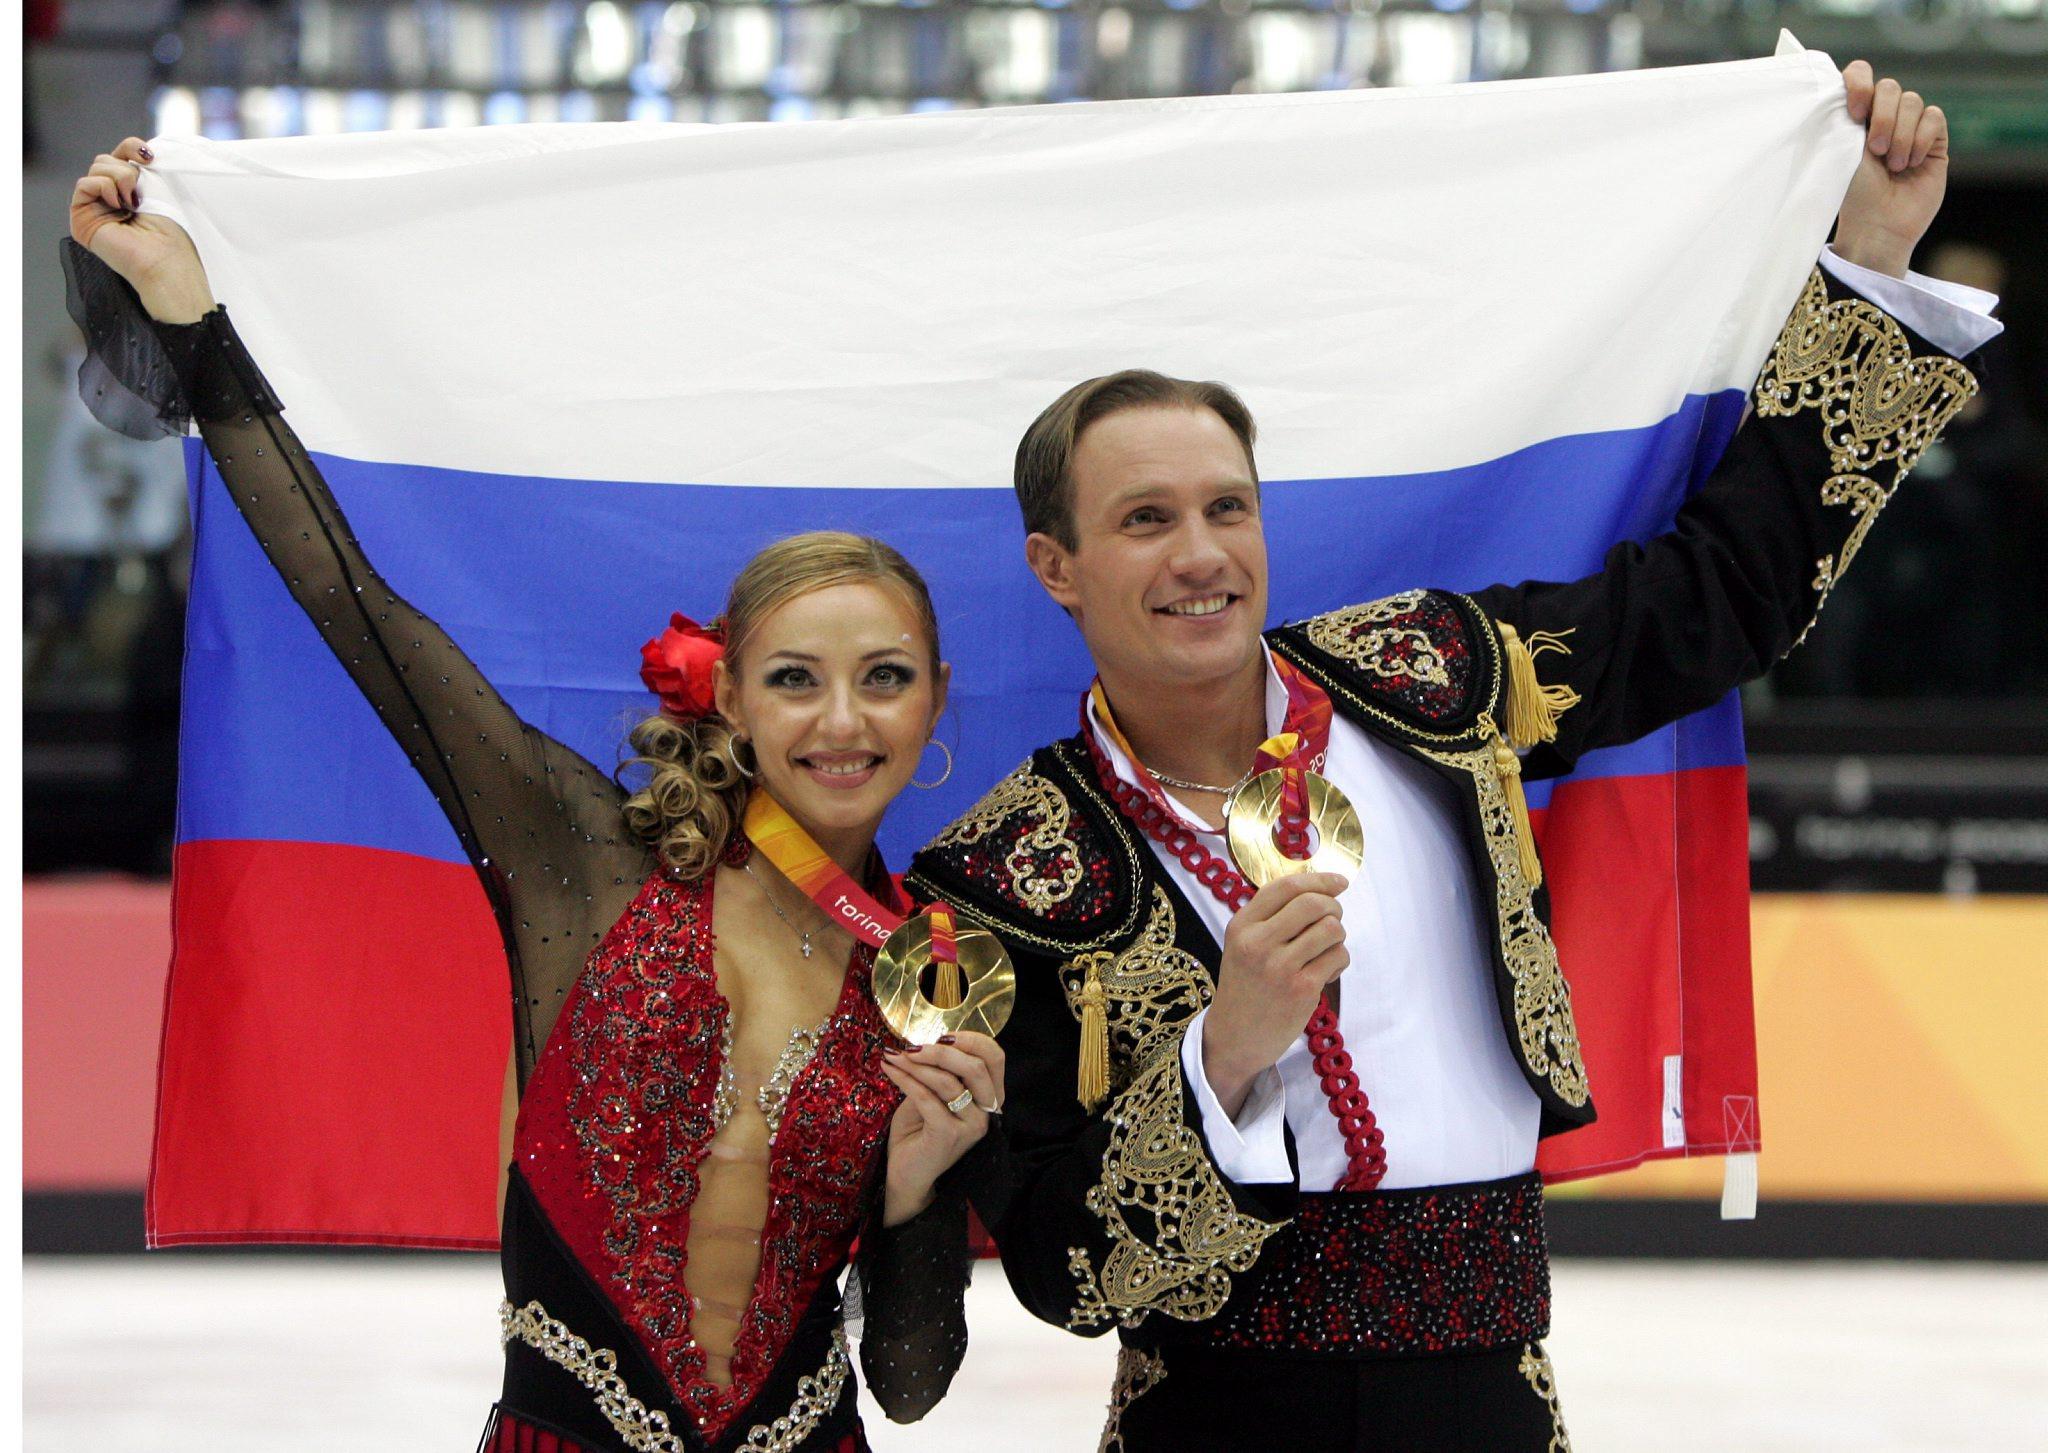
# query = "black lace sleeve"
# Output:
<box><xmin>851</xmin><ymin>1128</ymin><xmax>1010</xmax><ymax>1423</ymax></box>
<box><xmin>64</xmin><ymin>239</ymin><xmax>649</xmax><ymax>1082</ymax></box>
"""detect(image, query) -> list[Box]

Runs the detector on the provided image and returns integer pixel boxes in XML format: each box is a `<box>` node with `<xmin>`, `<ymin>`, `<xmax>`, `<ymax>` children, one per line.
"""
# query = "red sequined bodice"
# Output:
<box><xmin>513</xmin><ymin>865</ymin><xmax>900</xmax><ymax>1438</ymax></box>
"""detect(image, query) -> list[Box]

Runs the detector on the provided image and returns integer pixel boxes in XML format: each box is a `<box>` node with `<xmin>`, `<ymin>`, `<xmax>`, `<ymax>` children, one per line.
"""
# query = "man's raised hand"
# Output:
<box><xmin>1834</xmin><ymin>61</ymin><xmax>1949</xmax><ymax>279</ymax></box>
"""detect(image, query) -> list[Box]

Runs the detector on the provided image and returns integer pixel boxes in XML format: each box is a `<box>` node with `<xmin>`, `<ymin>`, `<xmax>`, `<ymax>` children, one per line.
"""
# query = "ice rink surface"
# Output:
<box><xmin>25</xmin><ymin>1257</ymin><xmax>2048</xmax><ymax>1451</ymax></box>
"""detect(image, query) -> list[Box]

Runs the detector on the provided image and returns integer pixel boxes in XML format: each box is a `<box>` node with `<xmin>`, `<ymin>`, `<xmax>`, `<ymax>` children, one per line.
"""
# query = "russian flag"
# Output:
<box><xmin>138</xmin><ymin>36</ymin><xmax>1862</xmax><ymax>1246</ymax></box>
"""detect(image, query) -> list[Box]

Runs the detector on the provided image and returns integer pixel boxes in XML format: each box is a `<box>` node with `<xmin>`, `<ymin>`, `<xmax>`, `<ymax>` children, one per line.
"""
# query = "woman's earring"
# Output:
<box><xmin>911</xmin><ymin>739</ymin><xmax>953</xmax><ymax>790</ymax></box>
<box><xmin>732</xmin><ymin>736</ymin><xmax>758</xmax><ymax>780</ymax></box>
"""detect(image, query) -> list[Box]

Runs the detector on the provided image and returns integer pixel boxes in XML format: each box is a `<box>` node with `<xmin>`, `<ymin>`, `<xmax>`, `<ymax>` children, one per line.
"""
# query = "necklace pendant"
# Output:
<box><xmin>800</xmin><ymin>937</ymin><xmax>813</xmax><ymax>959</ymax></box>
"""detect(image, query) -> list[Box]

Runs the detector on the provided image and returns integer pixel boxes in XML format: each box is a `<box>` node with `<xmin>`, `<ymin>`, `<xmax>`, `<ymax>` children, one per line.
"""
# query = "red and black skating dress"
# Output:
<box><xmin>66</xmin><ymin>242</ymin><xmax>982</xmax><ymax>1453</ymax></box>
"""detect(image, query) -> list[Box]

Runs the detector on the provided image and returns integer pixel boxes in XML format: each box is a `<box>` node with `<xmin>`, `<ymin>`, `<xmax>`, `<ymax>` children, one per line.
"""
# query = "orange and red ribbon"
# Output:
<box><xmin>741</xmin><ymin>790</ymin><xmax>957</xmax><ymax>965</ymax></box>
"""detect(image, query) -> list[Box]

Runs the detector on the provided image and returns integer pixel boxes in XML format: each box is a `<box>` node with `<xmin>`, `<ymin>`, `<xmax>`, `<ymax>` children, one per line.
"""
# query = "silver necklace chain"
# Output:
<box><xmin>1149</xmin><ymin>765</ymin><xmax>1253</xmax><ymax>796</ymax></box>
<box><xmin>744</xmin><ymin>860</ymin><xmax>816</xmax><ymax>959</ymax></box>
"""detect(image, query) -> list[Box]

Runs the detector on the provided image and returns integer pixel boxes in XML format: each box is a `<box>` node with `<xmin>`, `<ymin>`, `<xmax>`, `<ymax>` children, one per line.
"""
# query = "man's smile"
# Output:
<box><xmin>1157</xmin><ymin>592</ymin><xmax>1240</xmax><ymax>618</ymax></box>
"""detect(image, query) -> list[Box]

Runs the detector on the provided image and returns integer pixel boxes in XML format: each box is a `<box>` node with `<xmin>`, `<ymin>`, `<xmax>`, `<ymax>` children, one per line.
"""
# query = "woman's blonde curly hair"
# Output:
<box><xmin>620</xmin><ymin>531</ymin><xmax>940</xmax><ymax>881</ymax></box>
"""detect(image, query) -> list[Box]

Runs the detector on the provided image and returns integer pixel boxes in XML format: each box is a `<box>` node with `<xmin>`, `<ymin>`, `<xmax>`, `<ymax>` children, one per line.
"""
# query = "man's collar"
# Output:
<box><xmin>1083</xmin><ymin>644</ymin><xmax>1287</xmax><ymax>831</ymax></box>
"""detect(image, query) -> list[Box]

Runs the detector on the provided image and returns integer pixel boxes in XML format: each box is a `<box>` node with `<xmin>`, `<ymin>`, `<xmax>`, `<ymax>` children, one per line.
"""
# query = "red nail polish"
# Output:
<box><xmin>937</xmin><ymin>1034</ymin><xmax>958</xmax><ymax>1045</ymax></box>
<box><xmin>903</xmin><ymin>1044</ymin><xmax>923</xmax><ymax>1054</ymax></box>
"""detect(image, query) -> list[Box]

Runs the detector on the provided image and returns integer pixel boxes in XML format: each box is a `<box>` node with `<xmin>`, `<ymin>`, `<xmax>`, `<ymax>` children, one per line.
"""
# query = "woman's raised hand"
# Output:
<box><xmin>878</xmin><ymin>1031</ymin><xmax>1006</xmax><ymax>1227</ymax></box>
<box><xmin>70</xmin><ymin>137</ymin><xmax>215</xmax><ymax>323</ymax></box>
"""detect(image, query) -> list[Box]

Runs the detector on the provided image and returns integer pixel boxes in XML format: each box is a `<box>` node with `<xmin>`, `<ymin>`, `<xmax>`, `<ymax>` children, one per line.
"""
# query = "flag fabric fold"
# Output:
<box><xmin>140</xmin><ymin>35</ymin><xmax>1861</xmax><ymax>1246</ymax></box>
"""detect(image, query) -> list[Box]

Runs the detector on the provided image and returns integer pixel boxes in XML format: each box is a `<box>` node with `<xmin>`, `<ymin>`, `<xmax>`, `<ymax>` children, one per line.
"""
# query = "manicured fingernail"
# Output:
<box><xmin>139</xmin><ymin>148</ymin><xmax>153</xmax><ymax>160</ymax></box>
<box><xmin>902</xmin><ymin>1044</ymin><xmax>923</xmax><ymax>1054</ymax></box>
<box><xmin>937</xmin><ymin>1034</ymin><xmax>958</xmax><ymax>1045</ymax></box>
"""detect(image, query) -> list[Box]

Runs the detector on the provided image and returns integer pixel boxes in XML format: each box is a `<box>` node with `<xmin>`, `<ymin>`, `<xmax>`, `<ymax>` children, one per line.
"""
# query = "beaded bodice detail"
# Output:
<box><xmin>515</xmin><ymin>865</ymin><xmax>901</xmax><ymax>1438</ymax></box>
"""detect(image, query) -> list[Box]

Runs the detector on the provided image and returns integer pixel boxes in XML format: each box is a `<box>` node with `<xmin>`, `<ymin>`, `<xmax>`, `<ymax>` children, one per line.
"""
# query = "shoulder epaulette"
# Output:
<box><xmin>905</xmin><ymin>740</ymin><xmax>1147</xmax><ymax>957</ymax></box>
<box><xmin>1269</xmin><ymin>588</ymin><xmax>1495</xmax><ymax>740</ymax></box>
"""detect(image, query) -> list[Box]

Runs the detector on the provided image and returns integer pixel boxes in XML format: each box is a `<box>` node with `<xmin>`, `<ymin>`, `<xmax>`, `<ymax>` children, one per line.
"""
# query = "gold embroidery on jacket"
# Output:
<box><xmin>498</xmin><ymin>1300</ymin><xmax>849</xmax><ymax>1453</ymax></box>
<box><xmin>1753</xmin><ymin>267</ymin><xmax>1978</xmax><ymax>645</ymax></box>
<box><xmin>1066</xmin><ymin>1051</ymin><xmax>1286</xmax><ymax>1330</ymax></box>
<box><xmin>928</xmin><ymin>758</ymin><xmax>1085</xmax><ymax>911</ymax></box>
<box><xmin>1302</xmin><ymin>590</ymin><xmax>1453</xmax><ymax>688</ymax></box>
<box><xmin>1518</xmin><ymin>1342</ymin><xmax>1573</xmax><ymax>1452</ymax></box>
<box><xmin>1278</xmin><ymin>603</ymin><xmax>1498</xmax><ymax>750</ymax></box>
<box><xmin>1060</xmin><ymin>887</ymin><xmax>1214</xmax><ymax>1098</ymax></box>
<box><xmin>1415</xmin><ymin>744</ymin><xmax>1589</xmax><ymax>1107</ymax></box>
<box><xmin>1097</xmin><ymin>1346</ymin><xmax>1169</xmax><ymax>1453</ymax></box>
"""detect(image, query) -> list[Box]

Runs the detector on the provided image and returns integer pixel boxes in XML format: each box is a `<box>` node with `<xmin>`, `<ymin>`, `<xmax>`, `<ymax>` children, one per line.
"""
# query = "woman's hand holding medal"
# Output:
<box><xmin>880</xmin><ymin>1032</ymin><xmax>1006</xmax><ymax>1227</ymax></box>
<box><xmin>739</xmin><ymin>789</ymin><xmax>1012</xmax><ymax>1228</ymax></box>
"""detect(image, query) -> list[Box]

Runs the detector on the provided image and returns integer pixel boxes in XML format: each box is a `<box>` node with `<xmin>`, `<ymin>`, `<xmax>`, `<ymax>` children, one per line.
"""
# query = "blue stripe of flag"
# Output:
<box><xmin>177</xmin><ymin>390</ymin><xmax>1747</xmax><ymax>864</ymax></box>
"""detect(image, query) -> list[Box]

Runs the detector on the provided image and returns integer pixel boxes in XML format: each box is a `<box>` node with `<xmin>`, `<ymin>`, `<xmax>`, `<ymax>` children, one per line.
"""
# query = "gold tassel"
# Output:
<box><xmin>930</xmin><ymin>956</ymin><xmax>965</xmax><ymax>1009</ymax></box>
<box><xmin>1498</xmin><ymin>621</ymin><xmax>1581</xmax><ymax>750</ymax></box>
<box><xmin>1491</xmin><ymin>730</ymin><xmax>1544</xmax><ymax>889</ymax></box>
<box><xmin>1077</xmin><ymin>960</ymin><xmax>1110</xmax><ymax>1111</ymax></box>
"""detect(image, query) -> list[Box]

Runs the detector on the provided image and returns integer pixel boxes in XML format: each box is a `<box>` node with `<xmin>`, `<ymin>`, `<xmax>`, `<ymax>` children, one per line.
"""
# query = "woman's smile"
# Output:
<box><xmin>795</xmin><ymin>750</ymin><xmax>884</xmax><ymax>789</ymax></box>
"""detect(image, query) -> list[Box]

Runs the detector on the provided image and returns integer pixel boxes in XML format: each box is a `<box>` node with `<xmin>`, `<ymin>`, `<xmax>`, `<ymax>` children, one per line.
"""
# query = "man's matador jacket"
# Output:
<box><xmin>904</xmin><ymin>268</ymin><xmax>1983</xmax><ymax>1349</ymax></box>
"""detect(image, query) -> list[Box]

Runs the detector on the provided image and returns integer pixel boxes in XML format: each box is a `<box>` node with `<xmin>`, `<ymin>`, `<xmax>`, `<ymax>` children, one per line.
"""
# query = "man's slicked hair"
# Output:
<box><xmin>1013</xmin><ymin>370</ymin><xmax>1259</xmax><ymax>550</ymax></box>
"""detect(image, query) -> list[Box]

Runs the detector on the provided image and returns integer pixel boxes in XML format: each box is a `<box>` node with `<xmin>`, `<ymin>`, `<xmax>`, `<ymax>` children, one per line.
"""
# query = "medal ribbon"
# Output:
<box><xmin>1088</xmin><ymin>653</ymin><xmax>1333</xmax><ymax>859</ymax></box>
<box><xmin>1256</xmin><ymin>658</ymin><xmax>1335</xmax><ymax>855</ymax></box>
<box><xmin>741</xmin><ymin>790</ymin><xmax>958</xmax><ymax>968</ymax></box>
<box><xmin>1089</xmin><ymin>651</ymin><xmax>1327</xmax><ymax>832</ymax></box>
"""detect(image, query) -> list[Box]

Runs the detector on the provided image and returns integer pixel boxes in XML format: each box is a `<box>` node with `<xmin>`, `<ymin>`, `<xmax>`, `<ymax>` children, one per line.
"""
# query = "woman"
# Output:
<box><xmin>69</xmin><ymin>137</ymin><xmax>1005</xmax><ymax>1453</ymax></box>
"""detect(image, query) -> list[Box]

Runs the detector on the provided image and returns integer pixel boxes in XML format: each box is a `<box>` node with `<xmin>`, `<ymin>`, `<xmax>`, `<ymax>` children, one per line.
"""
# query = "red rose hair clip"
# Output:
<box><xmin>639</xmin><ymin>612</ymin><xmax>726</xmax><ymax>721</ymax></box>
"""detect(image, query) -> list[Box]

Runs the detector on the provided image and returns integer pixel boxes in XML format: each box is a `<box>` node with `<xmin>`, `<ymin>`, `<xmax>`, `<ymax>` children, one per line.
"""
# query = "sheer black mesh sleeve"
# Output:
<box><xmin>62</xmin><ymin>238</ymin><xmax>205</xmax><ymax>440</ymax></box>
<box><xmin>67</xmin><ymin>242</ymin><xmax>650</xmax><ymax>1083</ymax></box>
<box><xmin>850</xmin><ymin>1127</ymin><xmax>1009</xmax><ymax>1422</ymax></box>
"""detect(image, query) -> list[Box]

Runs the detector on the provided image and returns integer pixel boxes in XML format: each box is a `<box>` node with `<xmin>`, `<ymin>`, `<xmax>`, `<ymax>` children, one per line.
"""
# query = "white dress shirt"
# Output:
<box><xmin>1817</xmin><ymin>246</ymin><xmax>2002</xmax><ymax>356</ymax></box>
<box><xmin>1107</xmin><ymin>258</ymin><xmax>2000</xmax><ymax>1192</ymax></box>
<box><xmin>1094</xmin><ymin>655</ymin><xmax>1544</xmax><ymax>1191</ymax></box>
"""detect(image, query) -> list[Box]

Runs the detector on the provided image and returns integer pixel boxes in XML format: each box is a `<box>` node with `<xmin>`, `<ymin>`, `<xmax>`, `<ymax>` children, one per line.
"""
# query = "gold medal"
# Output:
<box><xmin>873</xmin><ymin>913</ymin><xmax>1016</xmax><ymax>1046</ymax></box>
<box><xmin>1225</xmin><ymin>768</ymin><xmax>1365</xmax><ymax>888</ymax></box>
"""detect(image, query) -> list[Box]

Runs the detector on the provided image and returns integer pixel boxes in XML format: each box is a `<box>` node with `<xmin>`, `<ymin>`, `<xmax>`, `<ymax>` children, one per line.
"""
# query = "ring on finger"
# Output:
<box><xmin>944</xmin><ymin>1088</ymin><xmax>974</xmax><ymax>1116</ymax></box>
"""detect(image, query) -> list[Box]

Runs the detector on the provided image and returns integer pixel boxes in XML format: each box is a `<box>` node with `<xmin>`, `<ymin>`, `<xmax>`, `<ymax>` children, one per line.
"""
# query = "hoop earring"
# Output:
<box><xmin>911</xmin><ymin>739</ymin><xmax>952</xmax><ymax>790</ymax></box>
<box><xmin>732</xmin><ymin>736</ymin><xmax>758</xmax><ymax>780</ymax></box>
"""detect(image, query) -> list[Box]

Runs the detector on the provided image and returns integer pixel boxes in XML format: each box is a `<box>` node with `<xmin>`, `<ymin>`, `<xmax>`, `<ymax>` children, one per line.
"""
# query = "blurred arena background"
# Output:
<box><xmin>20</xmin><ymin>1</ymin><xmax>2048</xmax><ymax>1448</ymax></box>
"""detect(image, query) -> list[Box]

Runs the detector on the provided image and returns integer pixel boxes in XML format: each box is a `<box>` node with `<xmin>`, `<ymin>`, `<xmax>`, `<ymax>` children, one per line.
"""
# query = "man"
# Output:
<box><xmin>906</xmin><ymin>64</ymin><xmax>2000</xmax><ymax>1449</ymax></box>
